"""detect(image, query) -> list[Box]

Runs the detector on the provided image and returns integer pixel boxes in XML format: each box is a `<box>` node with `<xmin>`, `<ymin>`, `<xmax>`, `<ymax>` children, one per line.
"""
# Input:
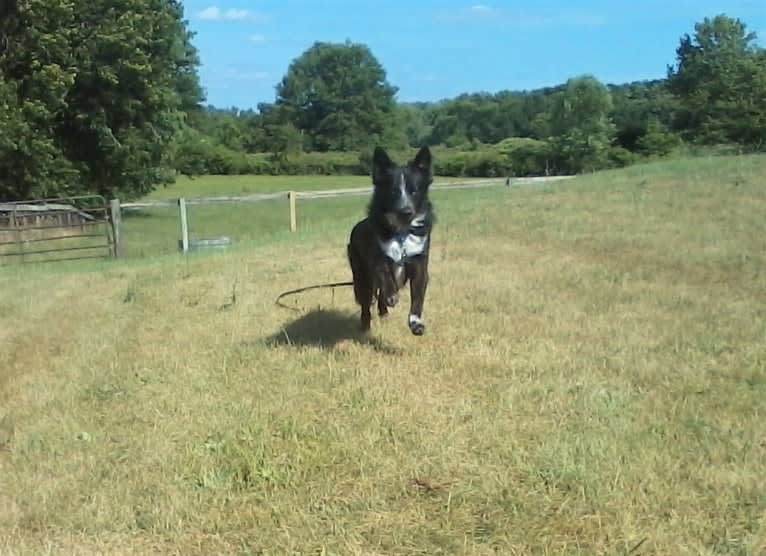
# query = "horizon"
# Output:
<box><xmin>181</xmin><ymin>1</ymin><xmax>766</xmax><ymax>111</ymax></box>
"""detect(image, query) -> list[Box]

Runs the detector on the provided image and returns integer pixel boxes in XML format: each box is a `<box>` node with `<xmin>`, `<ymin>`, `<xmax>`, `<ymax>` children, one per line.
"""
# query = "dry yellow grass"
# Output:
<box><xmin>1</xmin><ymin>155</ymin><xmax>765</xmax><ymax>555</ymax></box>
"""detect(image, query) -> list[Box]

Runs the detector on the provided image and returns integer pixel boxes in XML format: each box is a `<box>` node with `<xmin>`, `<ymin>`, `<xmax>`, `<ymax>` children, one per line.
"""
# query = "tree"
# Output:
<box><xmin>397</xmin><ymin>103</ymin><xmax>433</xmax><ymax>147</ymax></box>
<box><xmin>0</xmin><ymin>0</ymin><xmax>202</xmax><ymax>201</ymax></box>
<box><xmin>428</xmin><ymin>95</ymin><xmax>503</xmax><ymax>146</ymax></box>
<box><xmin>637</xmin><ymin>118</ymin><xmax>681</xmax><ymax>157</ymax></box>
<box><xmin>609</xmin><ymin>80</ymin><xmax>678</xmax><ymax>151</ymax></box>
<box><xmin>274</xmin><ymin>41</ymin><xmax>402</xmax><ymax>152</ymax></box>
<box><xmin>0</xmin><ymin>0</ymin><xmax>81</xmax><ymax>199</ymax></box>
<box><xmin>494</xmin><ymin>137</ymin><xmax>551</xmax><ymax>176</ymax></box>
<box><xmin>420</xmin><ymin>86</ymin><xmax>564</xmax><ymax>147</ymax></box>
<box><xmin>549</xmin><ymin>75</ymin><xmax>616</xmax><ymax>173</ymax></box>
<box><xmin>667</xmin><ymin>15</ymin><xmax>766</xmax><ymax>147</ymax></box>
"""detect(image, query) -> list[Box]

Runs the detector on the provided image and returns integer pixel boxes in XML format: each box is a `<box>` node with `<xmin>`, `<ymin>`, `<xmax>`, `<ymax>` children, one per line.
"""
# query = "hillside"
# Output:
<box><xmin>1</xmin><ymin>155</ymin><xmax>765</xmax><ymax>554</ymax></box>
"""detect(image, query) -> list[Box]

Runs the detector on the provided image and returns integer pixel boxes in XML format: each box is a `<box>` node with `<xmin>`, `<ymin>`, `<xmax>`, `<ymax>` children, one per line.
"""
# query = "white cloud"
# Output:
<box><xmin>196</xmin><ymin>6</ymin><xmax>268</xmax><ymax>22</ymax></box>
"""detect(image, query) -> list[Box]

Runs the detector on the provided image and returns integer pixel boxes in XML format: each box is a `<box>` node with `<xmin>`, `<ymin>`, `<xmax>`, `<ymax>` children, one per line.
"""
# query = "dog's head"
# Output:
<box><xmin>371</xmin><ymin>146</ymin><xmax>432</xmax><ymax>231</ymax></box>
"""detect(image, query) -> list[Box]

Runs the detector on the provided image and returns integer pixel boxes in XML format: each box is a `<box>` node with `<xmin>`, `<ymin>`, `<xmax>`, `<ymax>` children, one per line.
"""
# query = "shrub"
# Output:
<box><xmin>273</xmin><ymin>151</ymin><xmax>366</xmax><ymax>175</ymax></box>
<box><xmin>493</xmin><ymin>137</ymin><xmax>552</xmax><ymax>176</ymax></box>
<box><xmin>637</xmin><ymin>120</ymin><xmax>683</xmax><ymax>158</ymax></box>
<box><xmin>608</xmin><ymin>146</ymin><xmax>641</xmax><ymax>168</ymax></box>
<box><xmin>435</xmin><ymin>149</ymin><xmax>510</xmax><ymax>177</ymax></box>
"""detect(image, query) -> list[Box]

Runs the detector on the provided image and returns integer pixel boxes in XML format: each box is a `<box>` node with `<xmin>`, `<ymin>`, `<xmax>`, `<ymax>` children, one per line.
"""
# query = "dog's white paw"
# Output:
<box><xmin>408</xmin><ymin>314</ymin><xmax>425</xmax><ymax>336</ymax></box>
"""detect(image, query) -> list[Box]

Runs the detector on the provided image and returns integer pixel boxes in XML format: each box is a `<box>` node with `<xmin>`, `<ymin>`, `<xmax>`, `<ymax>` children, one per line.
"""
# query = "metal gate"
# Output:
<box><xmin>0</xmin><ymin>195</ymin><xmax>114</xmax><ymax>265</ymax></box>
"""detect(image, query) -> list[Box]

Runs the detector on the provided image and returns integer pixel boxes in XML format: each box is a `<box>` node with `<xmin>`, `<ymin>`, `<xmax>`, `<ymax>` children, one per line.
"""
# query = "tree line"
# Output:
<box><xmin>1</xmin><ymin>5</ymin><xmax>764</xmax><ymax>201</ymax></box>
<box><xmin>180</xmin><ymin>14</ymin><xmax>766</xmax><ymax>180</ymax></box>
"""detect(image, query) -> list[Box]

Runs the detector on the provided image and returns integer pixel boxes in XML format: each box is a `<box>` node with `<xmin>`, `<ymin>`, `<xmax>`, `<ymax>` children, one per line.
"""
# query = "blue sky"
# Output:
<box><xmin>181</xmin><ymin>0</ymin><xmax>766</xmax><ymax>110</ymax></box>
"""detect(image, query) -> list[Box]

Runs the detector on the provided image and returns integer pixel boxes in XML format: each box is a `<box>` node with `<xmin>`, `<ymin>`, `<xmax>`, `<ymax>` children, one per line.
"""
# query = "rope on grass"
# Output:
<box><xmin>275</xmin><ymin>281</ymin><xmax>354</xmax><ymax>312</ymax></box>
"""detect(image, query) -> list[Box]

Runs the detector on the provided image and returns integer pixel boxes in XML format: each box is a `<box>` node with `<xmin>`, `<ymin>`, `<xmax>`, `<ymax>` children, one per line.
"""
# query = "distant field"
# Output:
<box><xmin>145</xmin><ymin>173</ymin><xmax>490</xmax><ymax>200</ymax></box>
<box><xmin>1</xmin><ymin>154</ymin><xmax>765</xmax><ymax>554</ymax></box>
<box><xmin>145</xmin><ymin>174</ymin><xmax>370</xmax><ymax>199</ymax></box>
<box><xmin>121</xmin><ymin>174</ymin><xmax>501</xmax><ymax>259</ymax></box>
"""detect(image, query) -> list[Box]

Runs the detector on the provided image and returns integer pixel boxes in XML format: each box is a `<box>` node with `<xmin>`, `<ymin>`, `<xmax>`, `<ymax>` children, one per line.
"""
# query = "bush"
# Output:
<box><xmin>245</xmin><ymin>154</ymin><xmax>276</xmax><ymax>175</ymax></box>
<box><xmin>435</xmin><ymin>149</ymin><xmax>510</xmax><ymax>177</ymax></box>
<box><xmin>273</xmin><ymin>151</ymin><xmax>365</xmax><ymax>175</ymax></box>
<box><xmin>608</xmin><ymin>146</ymin><xmax>640</xmax><ymax>168</ymax></box>
<box><xmin>173</xmin><ymin>135</ymin><xmax>277</xmax><ymax>176</ymax></box>
<box><xmin>176</xmin><ymin>136</ymin><xmax>661</xmax><ymax>179</ymax></box>
<box><xmin>357</xmin><ymin>147</ymin><xmax>419</xmax><ymax>175</ymax></box>
<box><xmin>432</xmin><ymin>139</ymin><xmax>555</xmax><ymax>178</ymax></box>
<box><xmin>492</xmin><ymin>137</ymin><xmax>552</xmax><ymax>176</ymax></box>
<box><xmin>637</xmin><ymin>120</ymin><xmax>682</xmax><ymax>158</ymax></box>
<box><xmin>173</xmin><ymin>137</ymin><xmax>210</xmax><ymax>177</ymax></box>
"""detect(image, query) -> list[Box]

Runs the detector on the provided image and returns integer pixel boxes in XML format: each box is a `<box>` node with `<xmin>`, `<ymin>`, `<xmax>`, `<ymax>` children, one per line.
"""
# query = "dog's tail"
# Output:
<box><xmin>275</xmin><ymin>281</ymin><xmax>354</xmax><ymax>312</ymax></box>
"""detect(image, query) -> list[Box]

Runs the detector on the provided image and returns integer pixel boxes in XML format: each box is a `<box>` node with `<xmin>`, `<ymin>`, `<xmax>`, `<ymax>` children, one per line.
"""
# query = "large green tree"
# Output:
<box><xmin>274</xmin><ymin>41</ymin><xmax>404</xmax><ymax>152</ymax></box>
<box><xmin>420</xmin><ymin>86</ymin><xmax>563</xmax><ymax>147</ymax></box>
<box><xmin>549</xmin><ymin>75</ymin><xmax>616</xmax><ymax>173</ymax></box>
<box><xmin>0</xmin><ymin>0</ymin><xmax>80</xmax><ymax>199</ymax></box>
<box><xmin>609</xmin><ymin>80</ymin><xmax>678</xmax><ymax>152</ymax></box>
<box><xmin>0</xmin><ymin>0</ymin><xmax>201</xmax><ymax>201</ymax></box>
<box><xmin>667</xmin><ymin>14</ymin><xmax>766</xmax><ymax>147</ymax></box>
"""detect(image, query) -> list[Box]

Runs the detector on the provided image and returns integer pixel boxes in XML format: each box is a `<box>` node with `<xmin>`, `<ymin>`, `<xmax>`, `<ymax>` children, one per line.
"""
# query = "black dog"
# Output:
<box><xmin>347</xmin><ymin>146</ymin><xmax>435</xmax><ymax>335</ymax></box>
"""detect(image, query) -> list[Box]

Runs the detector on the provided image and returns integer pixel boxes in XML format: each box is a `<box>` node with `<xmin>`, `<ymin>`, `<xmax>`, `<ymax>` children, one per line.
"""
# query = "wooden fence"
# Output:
<box><xmin>110</xmin><ymin>176</ymin><xmax>573</xmax><ymax>256</ymax></box>
<box><xmin>1</xmin><ymin>195</ymin><xmax>114</xmax><ymax>264</ymax></box>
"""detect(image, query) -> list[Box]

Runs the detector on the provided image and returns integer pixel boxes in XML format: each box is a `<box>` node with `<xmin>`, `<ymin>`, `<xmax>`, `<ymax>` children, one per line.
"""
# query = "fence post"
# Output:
<box><xmin>10</xmin><ymin>205</ymin><xmax>24</xmax><ymax>263</ymax></box>
<box><xmin>178</xmin><ymin>197</ymin><xmax>189</xmax><ymax>252</ymax></box>
<box><xmin>109</xmin><ymin>199</ymin><xmax>122</xmax><ymax>258</ymax></box>
<box><xmin>288</xmin><ymin>191</ymin><xmax>297</xmax><ymax>232</ymax></box>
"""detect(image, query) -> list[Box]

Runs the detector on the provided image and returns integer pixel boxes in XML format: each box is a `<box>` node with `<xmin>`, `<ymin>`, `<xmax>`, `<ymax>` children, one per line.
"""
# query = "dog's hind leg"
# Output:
<box><xmin>377</xmin><ymin>288</ymin><xmax>388</xmax><ymax>317</ymax></box>
<box><xmin>359</xmin><ymin>287</ymin><xmax>373</xmax><ymax>331</ymax></box>
<box><xmin>406</xmin><ymin>260</ymin><xmax>429</xmax><ymax>336</ymax></box>
<box><xmin>348</xmin><ymin>244</ymin><xmax>374</xmax><ymax>331</ymax></box>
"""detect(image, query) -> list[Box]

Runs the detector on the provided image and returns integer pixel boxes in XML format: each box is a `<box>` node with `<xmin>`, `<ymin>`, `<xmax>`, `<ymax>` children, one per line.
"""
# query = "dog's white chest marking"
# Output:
<box><xmin>379</xmin><ymin>234</ymin><xmax>426</xmax><ymax>264</ymax></box>
<box><xmin>378</xmin><ymin>213</ymin><xmax>428</xmax><ymax>264</ymax></box>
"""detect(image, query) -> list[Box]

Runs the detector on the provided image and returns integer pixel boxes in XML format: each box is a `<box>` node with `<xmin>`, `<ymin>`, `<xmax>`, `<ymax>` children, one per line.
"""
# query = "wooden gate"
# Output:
<box><xmin>0</xmin><ymin>195</ymin><xmax>114</xmax><ymax>265</ymax></box>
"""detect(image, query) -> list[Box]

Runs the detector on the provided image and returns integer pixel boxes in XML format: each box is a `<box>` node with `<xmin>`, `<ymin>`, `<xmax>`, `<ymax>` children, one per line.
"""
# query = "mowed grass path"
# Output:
<box><xmin>1</xmin><ymin>155</ymin><xmax>765</xmax><ymax>554</ymax></box>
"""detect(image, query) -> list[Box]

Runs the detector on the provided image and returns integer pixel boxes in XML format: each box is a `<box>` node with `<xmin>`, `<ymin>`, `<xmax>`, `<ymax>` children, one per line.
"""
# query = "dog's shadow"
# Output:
<box><xmin>266</xmin><ymin>309</ymin><xmax>401</xmax><ymax>354</ymax></box>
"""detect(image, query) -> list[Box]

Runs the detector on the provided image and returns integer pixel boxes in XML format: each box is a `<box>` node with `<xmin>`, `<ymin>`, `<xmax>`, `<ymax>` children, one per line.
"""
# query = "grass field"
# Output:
<box><xmin>1</xmin><ymin>154</ymin><xmax>765</xmax><ymax>554</ymax></box>
<box><xmin>145</xmin><ymin>174</ymin><xmax>492</xmax><ymax>199</ymax></box>
<box><xmin>145</xmin><ymin>174</ymin><xmax>372</xmax><ymax>199</ymax></box>
<box><xmin>122</xmin><ymin>174</ymin><xmax>495</xmax><ymax>259</ymax></box>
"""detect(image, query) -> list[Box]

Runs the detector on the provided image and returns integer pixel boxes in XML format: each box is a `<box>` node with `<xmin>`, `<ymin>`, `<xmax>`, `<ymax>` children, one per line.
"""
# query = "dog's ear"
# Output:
<box><xmin>412</xmin><ymin>146</ymin><xmax>432</xmax><ymax>182</ymax></box>
<box><xmin>372</xmin><ymin>147</ymin><xmax>394</xmax><ymax>184</ymax></box>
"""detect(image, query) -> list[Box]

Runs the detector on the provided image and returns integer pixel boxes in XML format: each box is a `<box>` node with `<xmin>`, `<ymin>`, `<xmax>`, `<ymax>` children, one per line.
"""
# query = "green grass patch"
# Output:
<box><xmin>145</xmin><ymin>174</ymin><xmax>372</xmax><ymax>199</ymax></box>
<box><xmin>1</xmin><ymin>154</ymin><xmax>765</xmax><ymax>554</ymax></box>
<box><xmin>146</xmin><ymin>173</ymin><xmax>492</xmax><ymax>200</ymax></box>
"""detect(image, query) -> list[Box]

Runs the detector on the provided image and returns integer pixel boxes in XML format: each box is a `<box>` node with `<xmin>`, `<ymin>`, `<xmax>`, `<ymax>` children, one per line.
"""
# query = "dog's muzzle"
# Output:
<box><xmin>384</xmin><ymin>211</ymin><xmax>415</xmax><ymax>232</ymax></box>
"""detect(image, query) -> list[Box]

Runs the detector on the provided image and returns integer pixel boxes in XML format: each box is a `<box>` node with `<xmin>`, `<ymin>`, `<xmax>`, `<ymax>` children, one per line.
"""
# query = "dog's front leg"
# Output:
<box><xmin>407</xmin><ymin>258</ymin><xmax>428</xmax><ymax>335</ymax></box>
<box><xmin>376</xmin><ymin>259</ymin><xmax>400</xmax><ymax>309</ymax></box>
